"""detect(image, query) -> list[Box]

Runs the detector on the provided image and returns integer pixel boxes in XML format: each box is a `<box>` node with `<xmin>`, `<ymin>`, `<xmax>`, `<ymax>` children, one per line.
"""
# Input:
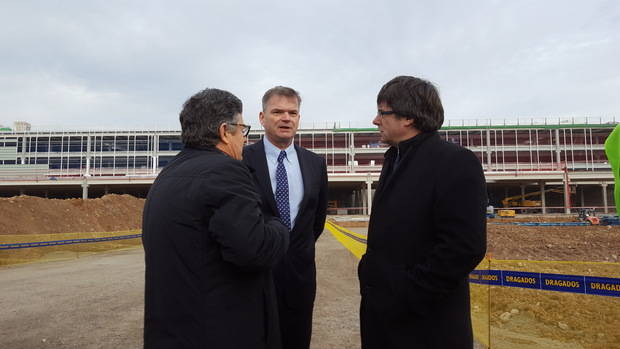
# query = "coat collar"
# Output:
<box><xmin>374</xmin><ymin>132</ymin><xmax>438</xmax><ymax>205</ymax></box>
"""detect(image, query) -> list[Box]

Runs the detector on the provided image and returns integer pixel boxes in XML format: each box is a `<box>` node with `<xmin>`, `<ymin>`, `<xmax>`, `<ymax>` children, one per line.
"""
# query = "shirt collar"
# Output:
<box><xmin>263</xmin><ymin>137</ymin><xmax>296</xmax><ymax>162</ymax></box>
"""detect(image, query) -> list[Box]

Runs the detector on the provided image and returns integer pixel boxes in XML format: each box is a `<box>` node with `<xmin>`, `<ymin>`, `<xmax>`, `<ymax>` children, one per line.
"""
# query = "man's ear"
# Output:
<box><xmin>259</xmin><ymin>112</ymin><xmax>265</xmax><ymax>126</ymax></box>
<box><xmin>218</xmin><ymin>123</ymin><xmax>231</xmax><ymax>145</ymax></box>
<box><xmin>404</xmin><ymin>117</ymin><xmax>415</xmax><ymax>128</ymax></box>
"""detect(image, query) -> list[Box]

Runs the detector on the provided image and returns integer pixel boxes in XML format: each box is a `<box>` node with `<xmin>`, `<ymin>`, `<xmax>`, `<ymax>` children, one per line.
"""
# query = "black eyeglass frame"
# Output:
<box><xmin>377</xmin><ymin>109</ymin><xmax>397</xmax><ymax>117</ymax></box>
<box><xmin>377</xmin><ymin>109</ymin><xmax>416</xmax><ymax>119</ymax></box>
<box><xmin>227</xmin><ymin>122</ymin><xmax>251</xmax><ymax>137</ymax></box>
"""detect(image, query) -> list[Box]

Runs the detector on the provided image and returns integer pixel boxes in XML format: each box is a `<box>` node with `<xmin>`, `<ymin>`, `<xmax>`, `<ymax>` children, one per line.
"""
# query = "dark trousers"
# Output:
<box><xmin>278</xmin><ymin>301</ymin><xmax>313</xmax><ymax>349</ymax></box>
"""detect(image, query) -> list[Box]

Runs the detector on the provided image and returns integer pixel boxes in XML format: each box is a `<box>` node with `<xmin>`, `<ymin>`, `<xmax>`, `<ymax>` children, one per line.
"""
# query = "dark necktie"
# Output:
<box><xmin>276</xmin><ymin>150</ymin><xmax>291</xmax><ymax>230</ymax></box>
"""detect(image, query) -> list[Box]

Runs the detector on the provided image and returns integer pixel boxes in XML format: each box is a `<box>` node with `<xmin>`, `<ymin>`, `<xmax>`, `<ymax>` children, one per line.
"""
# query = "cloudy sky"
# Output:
<box><xmin>1</xmin><ymin>1</ymin><xmax>619</xmax><ymax>130</ymax></box>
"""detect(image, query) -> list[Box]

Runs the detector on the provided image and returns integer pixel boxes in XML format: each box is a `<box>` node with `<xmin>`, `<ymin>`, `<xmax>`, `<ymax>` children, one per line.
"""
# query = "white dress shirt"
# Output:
<box><xmin>263</xmin><ymin>138</ymin><xmax>304</xmax><ymax>228</ymax></box>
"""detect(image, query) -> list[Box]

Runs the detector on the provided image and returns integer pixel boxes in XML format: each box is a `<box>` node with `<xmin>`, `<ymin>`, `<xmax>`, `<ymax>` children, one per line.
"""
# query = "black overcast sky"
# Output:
<box><xmin>1</xmin><ymin>0</ymin><xmax>619</xmax><ymax>130</ymax></box>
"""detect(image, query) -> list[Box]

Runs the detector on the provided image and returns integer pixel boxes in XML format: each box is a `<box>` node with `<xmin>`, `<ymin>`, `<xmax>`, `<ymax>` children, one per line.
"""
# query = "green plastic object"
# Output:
<box><xmin>604</xmin><ymin>123</ymin><xmax>620</xmax><ymax>215</ymax></box>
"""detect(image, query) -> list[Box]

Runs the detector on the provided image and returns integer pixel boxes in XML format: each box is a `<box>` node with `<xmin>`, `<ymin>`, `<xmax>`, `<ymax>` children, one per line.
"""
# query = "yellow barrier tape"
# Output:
<box><xmin>325</xmin><ymin>222</ymin><xmax>366</xmax><ymax>259</ymax></box>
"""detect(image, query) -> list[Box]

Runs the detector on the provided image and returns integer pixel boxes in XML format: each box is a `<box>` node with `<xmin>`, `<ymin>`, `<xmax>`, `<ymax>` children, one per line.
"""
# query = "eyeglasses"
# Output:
<box><xmin>228</xmin><ymin>123</ymin><xmax>251</xmax><ymax>137</ymax></box>
<box><xmin>377</xmin><ymin>109</ymin><xmax>397</xmax><ymax>118</ymax></box>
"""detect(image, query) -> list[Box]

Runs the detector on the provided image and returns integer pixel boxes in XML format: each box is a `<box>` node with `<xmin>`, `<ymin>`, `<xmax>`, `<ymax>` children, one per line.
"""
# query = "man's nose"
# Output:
<box><xmin>372</xmin><ymin>115</ymin><xmax>381</xmax><ymax>126</ymax></box>
<box><xmin>281</xmin><ymin>112</ymin><xmax>292</xmax><ymax>121</ymax></box>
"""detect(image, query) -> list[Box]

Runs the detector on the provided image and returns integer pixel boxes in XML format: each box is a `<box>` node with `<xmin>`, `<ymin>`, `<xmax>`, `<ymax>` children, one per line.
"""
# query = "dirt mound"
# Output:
<box><xmin>488</xmin><ymin>224</ymin><xmax>620</xmax><ymax>262</ymax></box>
<box><xmin>0</xmin><ymin>195</ymin><xmax>145</xmax><ymax>235</ymax></box>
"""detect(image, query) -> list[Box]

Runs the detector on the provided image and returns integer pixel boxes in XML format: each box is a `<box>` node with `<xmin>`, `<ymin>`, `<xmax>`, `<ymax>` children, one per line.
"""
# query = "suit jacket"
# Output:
<box><xmin>358</xmin><ymin>132</ymin><xmax>487</xmax><ymax>349</ymax></box>
<box><xmin>142</xmin><ymin>147</ymin><xmax>289</xmax><ymax>349</ymax></box>
<box><xmin>243</xmin><ymin>139</ymin><xmax>328</xmax><ymax>309</ymax></box>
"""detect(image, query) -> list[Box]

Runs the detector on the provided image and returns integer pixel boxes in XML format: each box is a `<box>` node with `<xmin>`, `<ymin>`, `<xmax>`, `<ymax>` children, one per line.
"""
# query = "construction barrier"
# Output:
<box><xmin>326</xmin><ymin>221</ymin><xmax>620</xmax><ymax>348</ymax></box>
<box><xmin>0</xmin><ymin>230</ymin><xmax>142</xmax><ymax>266</ymax></box>
<box><xmin>469</xmin><ymin>269</ymin><xmax>620</xmax><ymax>297</ymax></box>
<box><xmin>0</xmin><ymin>234</ymin><xmax>142</xmax><ymax>250</ymax></box>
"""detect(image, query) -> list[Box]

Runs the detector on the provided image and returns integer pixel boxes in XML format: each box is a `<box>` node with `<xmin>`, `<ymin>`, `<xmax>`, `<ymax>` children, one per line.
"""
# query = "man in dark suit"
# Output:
<box><xmin>142</xmin><ymin>88</ymin><xmax>289</xmax><ymax>349</ymax></box>
<box><xmin>357</xmin><ymin>76</ymin><xmax>487</xmax><ymax>348</ymax></box>
<box><xmin>243</xmin><ymin>86</ymin><xmax>328</xmax><ymax>349</ymax></box>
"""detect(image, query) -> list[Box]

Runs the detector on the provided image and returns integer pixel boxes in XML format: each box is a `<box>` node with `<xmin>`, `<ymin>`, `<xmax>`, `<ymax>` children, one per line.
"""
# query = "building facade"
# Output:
<box><xmin>0</xmin><ymin>119</ymin><xmax>616</xmax><ymax>214</ymax></box>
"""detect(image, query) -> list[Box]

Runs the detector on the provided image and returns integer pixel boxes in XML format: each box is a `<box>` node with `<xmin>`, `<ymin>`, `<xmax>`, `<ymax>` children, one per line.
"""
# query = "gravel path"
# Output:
<box><xmin>0</xmin><ymin>230</ymin><xmax>484</xmax><ymax>348</ymax></box>
<box><xmin>0</xmin><ymin>248</ymin><xmax>144</xmax><ymax>348</ymax></box>
<box><xmin>0</xmin><ymin>231</ymin><xmax>362</xmax><ymax>348</ymax></box>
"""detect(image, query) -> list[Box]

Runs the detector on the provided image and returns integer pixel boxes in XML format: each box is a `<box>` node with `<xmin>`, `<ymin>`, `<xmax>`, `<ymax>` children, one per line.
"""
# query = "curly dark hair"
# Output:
<box><xmin>377</xmin><ymin>76</ymin><xmax>444</xmax><ymax>132</ymax></box>
<box><xmin>179</xmin><ymin>88</ymin><xmax>242</xmax><ymax>148</ymax></box>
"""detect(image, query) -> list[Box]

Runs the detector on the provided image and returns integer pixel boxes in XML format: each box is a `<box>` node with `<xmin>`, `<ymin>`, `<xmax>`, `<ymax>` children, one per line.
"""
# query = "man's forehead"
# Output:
<box><xmin>267</xmin><ymin>95</ymin><xmax>299</xmax><ymax>108</ymax></box>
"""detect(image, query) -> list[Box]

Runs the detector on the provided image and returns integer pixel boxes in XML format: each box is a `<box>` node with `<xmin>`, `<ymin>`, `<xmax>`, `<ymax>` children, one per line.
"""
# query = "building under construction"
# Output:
<box><xmin>0</xmin><ymin>117</ymin><xmax>616</xmax><ymax>214</ymax></box>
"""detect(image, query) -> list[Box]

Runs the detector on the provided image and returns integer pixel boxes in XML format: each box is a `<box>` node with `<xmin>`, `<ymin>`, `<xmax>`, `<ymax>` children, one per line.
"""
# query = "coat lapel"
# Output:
<box><xmin>373</xmin><ymin>133</ymin><xmax>437</xmax><ymax>207</ymax></box>
<box><xmin>246</xmin><ymin>140</ymin><xmax>279</xmax><ymax>215</ymax></box>
<box><xmin>294</xmin><ymin>145</ymin><xmax>311</xmax><ymax>224</ymax></box>
<box><xmin>372</xmin><ymin>148</ymin><xmax>395</xmax><ymax>207</ymax></box>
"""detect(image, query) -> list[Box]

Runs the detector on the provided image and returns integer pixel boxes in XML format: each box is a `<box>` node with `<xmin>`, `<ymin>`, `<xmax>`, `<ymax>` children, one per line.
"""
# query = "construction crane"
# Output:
<box><xmin>501</xmin><ymin>188</ymin><xmax>564</xmax><ymax>208</ymax></box>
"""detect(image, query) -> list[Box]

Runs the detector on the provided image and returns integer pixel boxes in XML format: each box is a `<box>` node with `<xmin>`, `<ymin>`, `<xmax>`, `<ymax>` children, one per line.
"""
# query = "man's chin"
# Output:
<box><xmin>276</xmin><ymin>131</ymin><xmax>295</xmax><ymax>139</ymax></box>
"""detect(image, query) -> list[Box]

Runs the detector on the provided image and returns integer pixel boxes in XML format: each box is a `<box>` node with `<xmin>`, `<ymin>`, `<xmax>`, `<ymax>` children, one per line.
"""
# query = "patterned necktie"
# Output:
<box><xmin>276</xmin><ymin>150</ymin><xmax>291</xmax><ymax>230</ymax></box>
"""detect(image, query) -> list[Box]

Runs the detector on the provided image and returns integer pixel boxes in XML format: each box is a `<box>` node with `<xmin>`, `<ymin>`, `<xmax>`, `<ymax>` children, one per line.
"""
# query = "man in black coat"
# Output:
<box><xmin>358</xmin><ymin>76</ymin><xmax>487</xmax><ymax>348</ymax></box>
<box><xmin>243</xmin><ymin>86</ymin><xmax>328</xmax><ymax>349</ymax></box>
<box><xmin>142</xmin><ymin>88</ymin><xmax>289</xmax><ymax>349</ymax></box>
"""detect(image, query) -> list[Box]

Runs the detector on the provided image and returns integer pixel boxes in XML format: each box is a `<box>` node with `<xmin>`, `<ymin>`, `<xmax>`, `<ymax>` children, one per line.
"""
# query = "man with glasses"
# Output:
<box><xmin>243</xmin><ymin>86</ymin><xmax>328</xmax><ymax>349</ymax></box>
<box><xmin>143</xmin><ymin>88</ymin><xmax>289</xmax><ymax>348</ymax></box>
<box><xmin>357</xmin><ymin>76</ymin><xmax>487</xmax><ymax>348</ymax></box>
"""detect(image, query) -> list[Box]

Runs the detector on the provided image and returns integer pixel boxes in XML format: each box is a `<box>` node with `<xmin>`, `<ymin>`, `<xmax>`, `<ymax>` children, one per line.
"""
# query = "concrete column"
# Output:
<box><xmin>539</xmin><ymin>182</ymin><xmax>546</xmax><ymax>214</ymax></box>
<box><xmin>580</xmin><ymin>186</ymin><xmax>585</xmax><ymax>209</ymax></box>
<box><xmin>563</xmin><ymin>169</ymin><xmax>571</xmax><ymax>214</ymax></box>
<box><xmin>366</xmin><ymin>174</ymin><xmax>373</xmax><ymax>216</ymax></box>
<box><xmin>555</xmin><ymin>129</ymin><xmax>562</xmax><ymax>169</ymax></box>
<box><xmin>486</xmin><ymin>130</ymin><xmax>492</xmax><ymax>170</ymax></box>
<box><xmin>152</xmin><ymin>134</ymin><xmax>159</xmax><ymax>174</ymax></box>
<box><xmin>20</xmin><ymin>136</ymin><xmax>27</xmax><ymax>165</ymax></box>
<box><xmin>361</xmin><ymin>188</ymin><xmax>367</xmax><ymax>215</ymax></box>
<box><xmin>81</xmin><ymin>182</ymin><xmax>89</xmax><ymax>200</ymax></box>
<box><xmin>85</xmin><ymin>135</ymin><xmax>91</xmax><ymax>176</ymax></box>
<box><xmin>602</xmin><ymin>183</ymin><xmax>609</xmax><ymax>214</ymax></box>
<box><xmin>350</xmin><ymin>133</ymin><xmax>355</xmax><ymax>173</ymax></box>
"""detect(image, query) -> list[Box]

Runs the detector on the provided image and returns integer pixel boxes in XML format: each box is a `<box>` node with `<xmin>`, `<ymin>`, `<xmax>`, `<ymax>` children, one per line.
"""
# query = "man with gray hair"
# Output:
<box><xmin>143</xmin><ymin>88</ymin><xmax>289</xmax><ymax>348</ymax></box>
<box><xmin>244</xmin><ymin>86</ymin><xmax>328</xmax><ymax>349</ymax></box>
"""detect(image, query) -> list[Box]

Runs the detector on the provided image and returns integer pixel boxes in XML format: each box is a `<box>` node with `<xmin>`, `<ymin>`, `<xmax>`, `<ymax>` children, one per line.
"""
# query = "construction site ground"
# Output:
<box><xmin>0</xmin><ymin>195</ymin><xmax>618</xmax><ymax>348</ymax></box>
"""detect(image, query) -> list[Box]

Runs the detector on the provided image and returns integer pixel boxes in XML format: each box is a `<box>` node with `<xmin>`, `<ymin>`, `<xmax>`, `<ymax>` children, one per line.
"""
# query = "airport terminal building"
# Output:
<box><xmin>0</xmin><ymin>118</ymin><xmax>616</xmax><ymax>214</ymax></box>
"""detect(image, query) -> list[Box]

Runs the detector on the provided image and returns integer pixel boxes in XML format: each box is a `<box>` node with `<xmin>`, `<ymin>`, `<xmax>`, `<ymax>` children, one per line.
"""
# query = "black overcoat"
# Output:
<box><xmin>142</xmin><ymin>147</ymin><xmax>289</xmax><ymax>349</ymax></box>
<box><xmin>358</xmin><ymin>132</ymin><xmax>487</xmax><ymax>349</ymax></box>
<box><xmin>243</xmin><ymin>140</ymin><xmax>328</xmax><ymax>348</ymax></box>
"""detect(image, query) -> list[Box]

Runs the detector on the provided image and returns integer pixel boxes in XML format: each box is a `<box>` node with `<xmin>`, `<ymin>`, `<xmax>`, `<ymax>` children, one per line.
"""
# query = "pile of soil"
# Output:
<box><xmin>1</xmin><ymin>196</ymin><xmax>618</xmax><ymax>263</ymax></box>
<box><xmin>0</xmin><ymin>195</ymin><xmax>145</xmax><ymax>235</ymax></box>
<box><xmin>487</xmin><ymin>220</ymin><xmax>619</xmax><ymax>263</ymax></box>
